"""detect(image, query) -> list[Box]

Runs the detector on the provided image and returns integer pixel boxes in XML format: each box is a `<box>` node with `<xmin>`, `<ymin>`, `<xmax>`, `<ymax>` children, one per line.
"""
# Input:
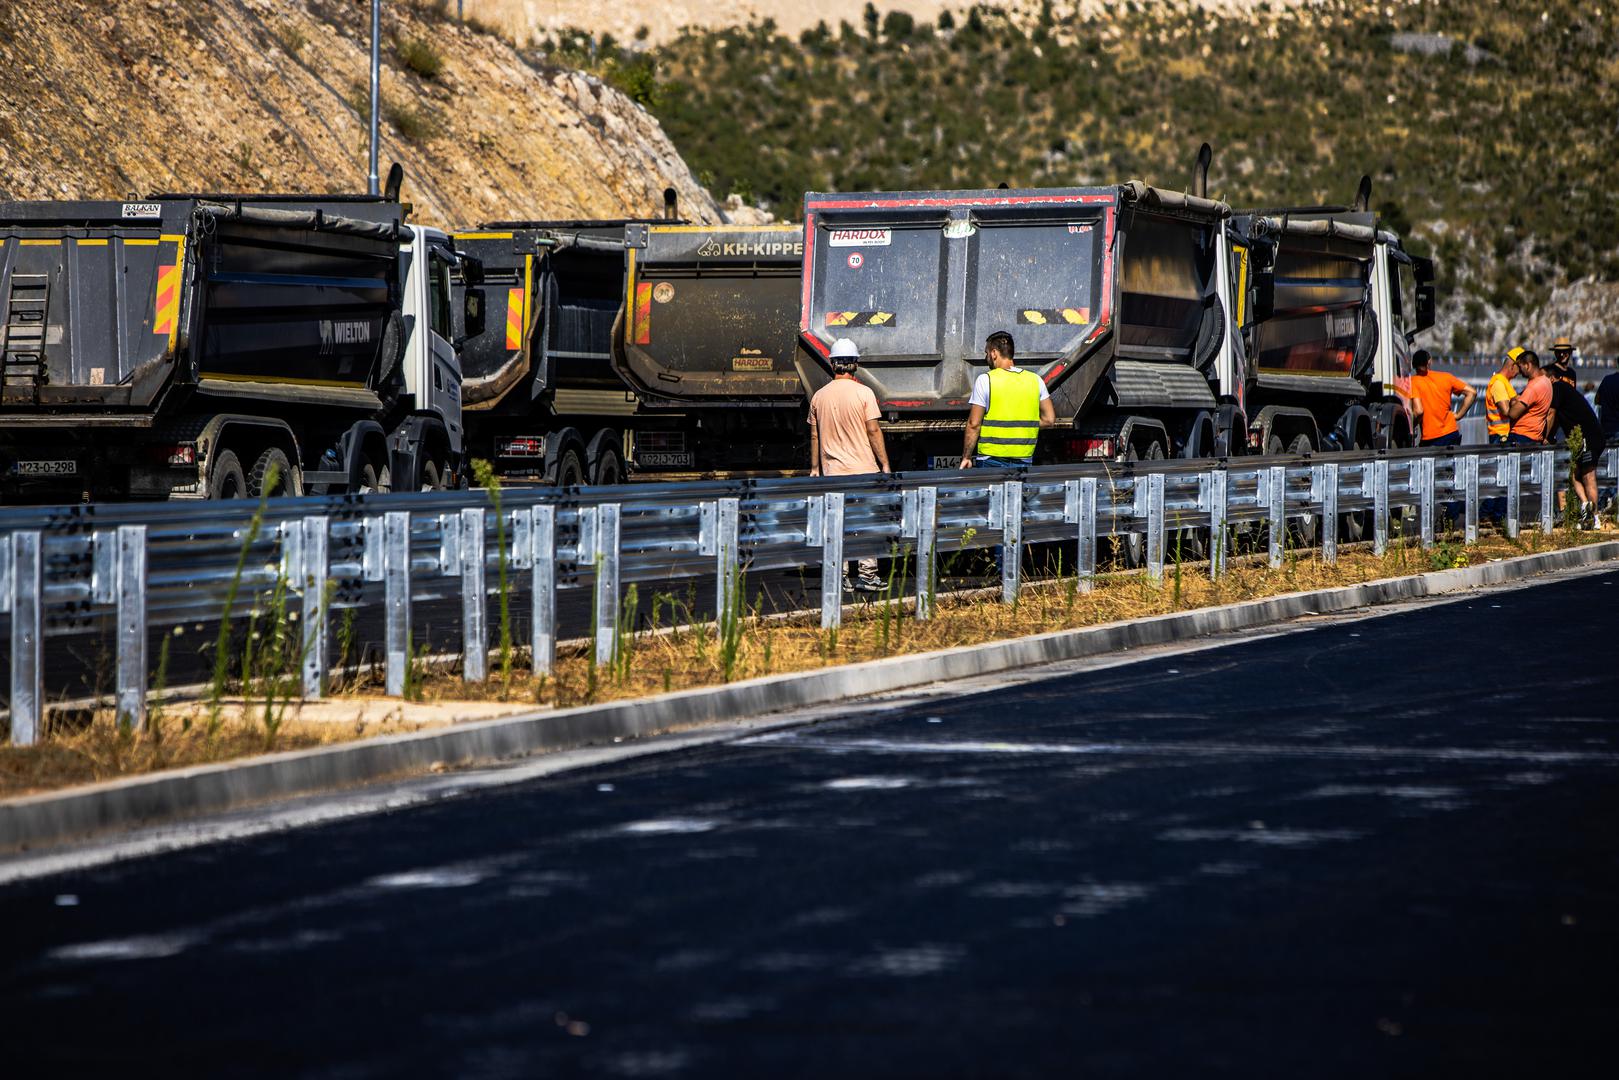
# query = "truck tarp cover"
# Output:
<box><xmin>616</xmin><ymin>225</ymin><xmax>804</xmax><ymax>402</ymax></box>
<box><xmin>801</xmin><ymin>190</ymin><xmax>1113</xmax><ymax>411</ymax></box>
<box><xmin>0</xmin><ymin>197</ymin><xmax>400</xmax><ymax>409</ymax></box>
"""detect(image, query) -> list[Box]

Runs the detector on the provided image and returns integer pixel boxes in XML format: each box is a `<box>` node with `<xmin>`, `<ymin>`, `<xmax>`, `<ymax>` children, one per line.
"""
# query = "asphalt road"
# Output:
<box><xmin>4</xmin><ymin>571</ymin><xmax>1618</xmax><ymax>1076</ymax></box>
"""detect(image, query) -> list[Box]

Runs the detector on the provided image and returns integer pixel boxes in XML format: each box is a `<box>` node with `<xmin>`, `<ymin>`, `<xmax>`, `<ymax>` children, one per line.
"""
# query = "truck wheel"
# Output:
<box><xmin>208</xmin><ymin>449</ymin><xmax>247</xmax><ymax>500</ymax></box>
<box><xmin>418</xmin><ymin>459</ymin><xmax>443</xmax><ymax>492</ymax></box>
<box><xmin>357</xmin><ymin>457</ymin><xmax>392</xmax><ymax>494</ymax></box>
<box><xmin>590</xmin><ymin>445</ymin><xmax>623</xmax><ymax>486</ymax></box>
<box><xmin>251</xmin><ymin>447</ymin><xmax>296</xmax><ymax>498</ymax></box>
<box><xmin>1287</xmin><ymin>434</ymin><xmax>1318</xmax><ymax>548</ymax></box>
<box><xmin>554</xmin><ymin>447</ymin><xmax>585</xmax><ymax>488</ymax></box>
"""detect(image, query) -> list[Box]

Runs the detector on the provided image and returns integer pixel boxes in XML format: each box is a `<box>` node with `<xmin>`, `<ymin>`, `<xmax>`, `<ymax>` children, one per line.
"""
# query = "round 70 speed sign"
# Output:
<box><xmin>847</xmin><ymin>252</ymin><xmax>863</xmax><ymax>269</ymax></box>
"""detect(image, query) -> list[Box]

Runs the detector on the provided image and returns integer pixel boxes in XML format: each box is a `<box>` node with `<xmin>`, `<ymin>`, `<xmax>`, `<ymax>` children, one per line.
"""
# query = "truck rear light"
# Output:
<box><xmin>1248</xmin><ymin>430</ymin><xmax>1265</xmax><ymax>450</ymax></box>
<box><xmin>636</xmin><ymin>431</ymin><xmax>686</xmax><ymax>453</ymax></box>
<box><xmin>1064</xmin><ymin>435</ymin><xmax>1115</xmax><ymax>460</ymax></box>
<box><xmin>496</xmin><ymin>435</ymin><xmax>546</xmax><ymax>458</ymax></box>
<box><xmin>149</xmin><ymin>444</ymin><xmax>195</xmax><ymax>466</ymax></box>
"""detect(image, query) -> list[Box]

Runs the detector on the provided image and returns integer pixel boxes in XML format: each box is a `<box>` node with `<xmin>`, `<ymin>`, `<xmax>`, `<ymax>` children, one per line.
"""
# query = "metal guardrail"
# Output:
<box><xmin>3</xmin><ymin>444</ymin><xmax>1616</xmax><ymax>746</ymax></box>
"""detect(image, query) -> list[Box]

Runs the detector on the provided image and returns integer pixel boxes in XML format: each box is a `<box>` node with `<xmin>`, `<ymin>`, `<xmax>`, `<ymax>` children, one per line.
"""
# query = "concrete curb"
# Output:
<box><xmin>5</xmin><ymin>540</ymin><xmax>1616</xmax><ymax>852</ymax></box>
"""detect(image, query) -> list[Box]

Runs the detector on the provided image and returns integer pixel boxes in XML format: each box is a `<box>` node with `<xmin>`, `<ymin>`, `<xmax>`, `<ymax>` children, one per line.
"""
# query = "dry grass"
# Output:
<box><xmin>2</xmin><ymin>524</ymin><xmax>1610</xmax><ymax>797</ymax></box>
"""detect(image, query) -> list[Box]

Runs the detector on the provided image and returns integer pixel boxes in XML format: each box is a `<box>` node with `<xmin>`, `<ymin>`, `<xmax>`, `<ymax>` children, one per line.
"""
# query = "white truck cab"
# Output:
<box><xmin>390</xmin><ymin>225</ymin><xmax>468</xmax><ymax>488</ymax></box>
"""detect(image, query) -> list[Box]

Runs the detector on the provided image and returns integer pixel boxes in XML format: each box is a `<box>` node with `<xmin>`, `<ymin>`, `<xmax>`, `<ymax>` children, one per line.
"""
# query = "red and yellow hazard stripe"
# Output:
<box><xmin>505</xmin><ymin>287</ymin><xmax>526</xmax><ymax>349</ymax></box>
<box><xmin>153</xmin><ymin>263</ymin><xmax>180</xmax><ymax>336</ymax></box>
<box><xmin>633</xmin><ymin>282</ymin><xmax>653</xmax><ymax>345</ymax></box>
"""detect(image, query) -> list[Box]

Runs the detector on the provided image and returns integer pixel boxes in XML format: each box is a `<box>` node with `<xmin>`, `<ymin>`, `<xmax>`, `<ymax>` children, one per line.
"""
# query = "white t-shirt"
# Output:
<box><xmin>969</xmin><ymin>367</ymin><xmax>1051</xmax><ymax>409</ymax></box>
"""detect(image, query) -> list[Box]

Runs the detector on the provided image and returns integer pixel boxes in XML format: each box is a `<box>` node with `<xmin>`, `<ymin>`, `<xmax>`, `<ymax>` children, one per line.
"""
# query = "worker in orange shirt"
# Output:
<box><xmin>1503</xmin><ymin>349</ymin><xmax>1553</xmax><ymax>444</ymax></box>
<box><xmin>1409</xmin><ymin>349</ymin><xmax>1476</xmax><ymax>446</ymax></box>
<box><xmin>1485</xmin><ymin>348</ymin><xmax>1521</xmax><ymax>445</ymax></box>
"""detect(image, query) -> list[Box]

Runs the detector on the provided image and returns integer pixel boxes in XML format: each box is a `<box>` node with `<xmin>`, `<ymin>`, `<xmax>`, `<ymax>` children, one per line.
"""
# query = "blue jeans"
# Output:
<box><xmin>1422</xmin><ymin>430</ymin><xmax>1462</xmax><ymax>447</ymax></box>
<box><xmin>973</xmin><ymin>455</ymin><xmax>1029</xmax><ymax>469</ymax></box>
<box><xmin>1507</xmin><ymin>433</ymin><xmax>1539</xmax><ymax>446</ymax></box>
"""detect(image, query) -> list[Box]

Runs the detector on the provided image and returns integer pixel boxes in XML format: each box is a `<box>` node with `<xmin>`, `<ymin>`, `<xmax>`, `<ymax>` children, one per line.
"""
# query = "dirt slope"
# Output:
<box><xmin>0</xmin><ymin>0</ymin><xmax>720</xmax><ymax>226</ymax></box>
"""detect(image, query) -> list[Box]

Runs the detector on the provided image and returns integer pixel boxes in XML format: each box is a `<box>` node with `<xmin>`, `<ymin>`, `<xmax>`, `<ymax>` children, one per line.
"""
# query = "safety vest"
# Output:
<box><xmin>1485</xmin><ymin>372</ymin><xmax>1515</xmax><ymax>437</ymax></box>
<box><xmin>978</xmin><ymin>367</ymin><xmax>1043</xmax><ymax>459</ymax></box>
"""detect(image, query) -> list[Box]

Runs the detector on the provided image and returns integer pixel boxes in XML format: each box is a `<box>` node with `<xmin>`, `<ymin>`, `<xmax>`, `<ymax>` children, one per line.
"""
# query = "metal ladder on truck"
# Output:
<box><xmin>2</xmin><ymin>274</ymin><xmax>50</xmax><ymax>399</ymax></box>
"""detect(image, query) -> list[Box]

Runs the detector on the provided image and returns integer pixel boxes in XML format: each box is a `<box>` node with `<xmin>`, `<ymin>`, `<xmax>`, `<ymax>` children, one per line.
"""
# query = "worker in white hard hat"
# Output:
<box><xmin>809</xmin><ymin>337</ymin><xmax>890</xmax><ymax>592</ymax></box>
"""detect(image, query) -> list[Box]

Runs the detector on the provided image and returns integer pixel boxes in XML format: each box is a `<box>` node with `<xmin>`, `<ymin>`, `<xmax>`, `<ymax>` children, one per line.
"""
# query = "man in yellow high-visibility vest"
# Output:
<box><xmin>958</xmin><ymin>331</ymin><xmax>1055</xmax><ymax>468</ymax></box>
<box><xmin>1485</xmin><ymin>348</ymin><xmax>1522</xmax><ymax>445</ymax></box>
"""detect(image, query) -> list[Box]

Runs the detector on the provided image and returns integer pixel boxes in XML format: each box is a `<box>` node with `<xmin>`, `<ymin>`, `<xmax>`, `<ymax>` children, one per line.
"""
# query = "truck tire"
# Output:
<box><xmin>357</xmin><ymin>457</ymin><xmax>391</xmax><ymax>494</ymax></box>
<box><xmin>554</xmin><ymin>447</ymin><xmax>586</xmax><ymax>488</ymax></box>
<box><xmin>208</xmin><ymin>449</ymin><xmax>248</xmax><ymax>500</ymax></box>
<box><xmin>1286</xmin><ymin>433</ymin><xmax>1318</xmax><ymax>548</ymax></box>
<box><xmin>1193</xmin><ymin>296</ymin><xmax>1226</xmax><ymax>372</ymax></box>
<box><xmin>418</xmin><ymin>459</ymin><xmax>443</xmax><ymax>492</ymax></box>
<box><xmin>250</xmin><ymin>447</ymin><xmax>296</xmax><ymax>498</ymax></box>
<box><xmin>590</xmin><ymin>445</ymin><xmax>623</xmax><ymax>486</ymax></box>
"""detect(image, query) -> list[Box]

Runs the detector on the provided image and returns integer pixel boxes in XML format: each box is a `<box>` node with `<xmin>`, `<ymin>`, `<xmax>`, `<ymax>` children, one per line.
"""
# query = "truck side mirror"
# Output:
<box><xmin>1413</xmin><ymin>256</ymin><xmax>1436</xmax><ymax>333</ymax></box>
<box><xmin>459</xmin><ymin>254</ymin><xmax>485</xmax><ymax>286</ymax></box>
<box><xmin>1252</xmin><ymin>264</ymin><xmax>1275</xmax><ymax>323</ymax></box>
<box><xmin>464</xmin><ymin>289</ymin><xmax>486</xmax><ymax>339</ymax></box>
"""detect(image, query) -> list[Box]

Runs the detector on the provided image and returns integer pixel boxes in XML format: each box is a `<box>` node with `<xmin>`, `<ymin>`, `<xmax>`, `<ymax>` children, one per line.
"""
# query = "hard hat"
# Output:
<box><xmin>829</xmin><ymin>337</ymin><xmax>860</xmax><ymax>361</ymax></box>
<box><xmin>1552</xmin><ymin>335</ymin><xmax>1574</xmax><ymax>351</ymax></box>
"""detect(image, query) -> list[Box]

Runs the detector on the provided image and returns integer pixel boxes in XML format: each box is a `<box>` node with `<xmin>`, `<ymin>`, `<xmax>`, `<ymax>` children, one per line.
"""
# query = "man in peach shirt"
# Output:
<box><xmin>1503</xmin><ymin>349</ymin><xmax>1552</xmax><ymax>444</ymax></box>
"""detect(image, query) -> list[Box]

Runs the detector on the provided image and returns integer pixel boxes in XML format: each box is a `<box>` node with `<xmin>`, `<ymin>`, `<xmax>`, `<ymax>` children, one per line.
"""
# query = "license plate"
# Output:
<box><xmin>637</xmin><ymin>452</ymin><xmax>694</xmax><ymax>469</ymax></box>
<box><xmin>928</xmin><ymin>455</ymin><xmax>963</xmax><ymax>470</ymax></box>
<box><xmin>14</xmin><ymin>459</ymin><xmax>77</xmax><ymax>477</ymax></box>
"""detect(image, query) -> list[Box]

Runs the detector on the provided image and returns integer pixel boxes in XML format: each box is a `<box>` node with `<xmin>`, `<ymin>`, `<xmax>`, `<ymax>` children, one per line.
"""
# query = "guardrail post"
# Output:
<box><xmin>1144</xmin><ymin>472</ymin><xmax>1165</xmax><ymax>583</ymax></box>
<box><xmin>92</xmin><ymin>528</ymin><xmax>116</xmax><ymax>605</ymax></box>
<box><xmin>384</xmin><ymin>511</ymin><xmax>412</xmax><ymax>697</ymax></box>
<box><xmin>914</xmin><ymin>486</ymin><xmax>937</xmax><ymax>620</ymax></box>
<box><xmin>716</xmin><ymin>497</ymin><xmax>740</xmax><ymax>621</ymax></box>
<box><xmin>114</xmin><ymin>526</ymin><xmax>147</xmax><ymax>730</ymax></box>
<box><xmin>1539</xmin><ymin>448</ymin><xmax>1557</xmax><ymax>534</ymax></box>
<box><xmin>1320</xmin><ymin>463</ymin><xmax>1339</xmax><ymax>565</ymax></box>
<box><xmin>1608</xmin><ymin>448</ymin><xmax>1619</xmax><ymax>510</ymax></box>
<box><xmin>1207</xmin><ymin>469</ymin><xmax>1227</xmax><ymax>580</ymax></box>
<box><xmin>460</xmin><ymin>508</ymin><xmax>487</xmax><ymax>683</ymax></box>
<box><xmin>1463</xmin><ymin>454</ymin><xmax>1480</xmax><ymax>544</ymax></box>
<box><xmin>1064</xmin><ymin>477</ymin><xmax>1098</xmax><ymax>593</ymax></box>
<box><xmin>821</xmin><ymin>492</ymin><xmax>844</xmax><ymax>630</ymax></box>
<box><xmin>1002</xmin><ymin>479</ymin><xmax>1024</xmax><ymax>602</ymax></box>
<box><xmin>531</xmin><ymin>505</ymin><xmax>556</xmax><ymax>676</ymax></box>
<box><xmin>299</xmin><ymin>516</ymin><xmax>328</xmax><ymax>700</ymax></box>
<box><xmin>1419</xmin><ymin>457</ymin><xmax>1436</xmax><ymax>549</ymax></box>
<box><xmin>1373</xmin><ymin>459</ymin><xmax>1390</xmax><ymax>556</ymax></box>
<box><xmin>1267</xmin><ymin>465</ymin><xmax>1285</xmax><ymax>569</ymax></box>
<box><xmin>8</xmin><ymin>531</ymin><xmax>41</xmax><ymax>746</ymax></box>
<box><xmin>1505</xmin><ymin>453</ymin><xmax>1521</xmax><ymax>538</ymax></box>
<box><xmin>593</xmin><ymin>503</ymin><xmax>621</xmax><ymax>667</ymax></box>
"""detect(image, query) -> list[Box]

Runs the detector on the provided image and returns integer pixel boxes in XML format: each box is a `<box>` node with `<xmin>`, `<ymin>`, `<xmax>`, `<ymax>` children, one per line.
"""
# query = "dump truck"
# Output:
<box><xmin>453</xmin><ymin>218</ymin><xmax>809</xmax><ymax>483</ymax></box>
<box><xmin>613</xmin><ymin>222</ymin><xmax>806</xmax><ymax>475</ymax></box>
<box><xmin>451</xmin><ymin>219</ymin><xmax>647</xmax><ymax>486</ymax></box>
<box><xmin>1226</xmin><ymin>176</ymin><xmax>1436</xmax><ymax>459</ymax></box>
<box><xmin>0</xmin><ymin>186</ymin><xmax>465</xmax><ymax>501</ymax></box>
<box><xmin>798</xmin><ymin>182</ymin><xmax>1235</xmax><ymax>469</ymax></box>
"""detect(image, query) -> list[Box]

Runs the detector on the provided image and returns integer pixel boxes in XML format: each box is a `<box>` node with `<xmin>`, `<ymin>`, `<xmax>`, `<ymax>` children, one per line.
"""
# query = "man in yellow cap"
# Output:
<box><xmin>1485</xmin><ymin>348</ymin><xmax>1522</xmax><ymax>445</ymax></box>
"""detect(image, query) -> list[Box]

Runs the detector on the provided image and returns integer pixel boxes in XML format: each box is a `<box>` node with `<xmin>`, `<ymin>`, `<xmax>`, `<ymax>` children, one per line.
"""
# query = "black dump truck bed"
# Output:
<box><xmin>615</xmin><ymin>224</ymin><xmax>804</xmax><ymax>404</ymax></box>
<box><xmin>452</xmin><ymin>221</ymin><xmax>655</xmax><ymax>413</ymax></box>
<box><xmin>798</xmin><ymin>184</ymin><xmax>1230</xmax><ymax>420</ymax></box>
<box><xmin>0</xmin><ymin>195</ymin><xmax>404</xmax><ymax>418</ymax></box>
<box><xmin>1230</xmin><ymin>210</ymin><xmax>1380</xmax><ymax>398</ymax></box>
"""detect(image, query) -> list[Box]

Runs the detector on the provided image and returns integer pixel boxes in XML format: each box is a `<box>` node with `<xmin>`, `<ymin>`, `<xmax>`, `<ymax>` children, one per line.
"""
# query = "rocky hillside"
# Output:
<box><xmin>0</xmin><ymin>0</ymin><xmax>720</xmax><ymax>226</ymax></box>
<box><xmin>626</xmin><ymin>0</ymin><xmax>1617</xmax><ymax>354</ymax></box>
